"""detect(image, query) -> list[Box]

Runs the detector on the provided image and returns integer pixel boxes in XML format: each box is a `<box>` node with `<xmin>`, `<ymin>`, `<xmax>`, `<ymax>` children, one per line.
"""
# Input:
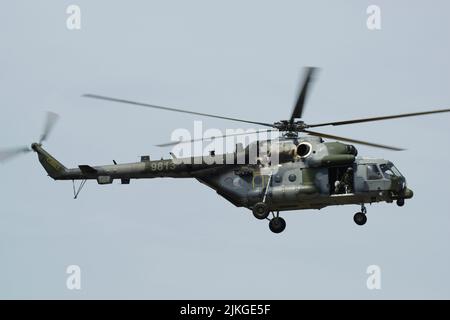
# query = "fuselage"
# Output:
<box><xmin>31</xmin><ymin>136</ymin><xmax>413</xmax><ymax>212</ymax></box>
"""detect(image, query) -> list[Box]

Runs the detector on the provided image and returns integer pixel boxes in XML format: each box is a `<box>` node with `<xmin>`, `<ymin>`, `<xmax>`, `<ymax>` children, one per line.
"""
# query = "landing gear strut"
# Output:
<box><xmin>353</xmin><ymin>204</ymin><xmax>367</xmax><ymax>226</ymax></box>
<box><xmin>268</xmin><ymin>211</ymin><xmax>286</xmax><ymax>233</ymax></box>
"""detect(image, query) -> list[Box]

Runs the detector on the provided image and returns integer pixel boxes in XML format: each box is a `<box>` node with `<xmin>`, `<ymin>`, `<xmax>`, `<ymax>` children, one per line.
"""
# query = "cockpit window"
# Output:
<box><xmin>367</xmin><ymin>164</ymin><xmax>382</xmax><ymax>180</ymax></box>
<box><xmin>380</xmin><ymin>163</ymin><xmax>403</xmax><ymax>179</ymax></box>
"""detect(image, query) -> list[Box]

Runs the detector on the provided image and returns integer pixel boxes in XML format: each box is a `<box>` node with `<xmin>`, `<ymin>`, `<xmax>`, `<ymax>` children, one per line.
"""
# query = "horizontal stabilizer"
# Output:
<box><xmin>79</xmin><ymin>165</ymin><xmax>97</xmax><ymax>174</ymax></box>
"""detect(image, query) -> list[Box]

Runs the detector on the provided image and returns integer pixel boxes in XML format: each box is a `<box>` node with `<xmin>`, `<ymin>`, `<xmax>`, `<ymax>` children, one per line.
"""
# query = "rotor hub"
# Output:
<box><xmin>31</xmin><ymin>143</ymin><xmax>42</xmax><ymax>152</ymax></box>
<box><xmin>273</xmin><ymin>120</ymin><xmax>308</xmax><ymax>132</ymax></box>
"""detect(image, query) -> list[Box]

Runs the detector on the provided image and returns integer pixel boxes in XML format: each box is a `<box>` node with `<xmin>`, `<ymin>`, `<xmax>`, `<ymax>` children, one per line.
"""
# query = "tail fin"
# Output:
<box><xmin>31</xmin><ymin>143</ymin><xmax>67</xmax><ymax>179</ymax></box>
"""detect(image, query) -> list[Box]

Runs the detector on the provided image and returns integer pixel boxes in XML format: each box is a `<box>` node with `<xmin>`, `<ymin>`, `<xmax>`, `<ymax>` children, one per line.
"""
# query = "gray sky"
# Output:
<box><xmin>1</xmin><ymin>0</ymin><xmax>450</xmax><ymax>299</ymax></box>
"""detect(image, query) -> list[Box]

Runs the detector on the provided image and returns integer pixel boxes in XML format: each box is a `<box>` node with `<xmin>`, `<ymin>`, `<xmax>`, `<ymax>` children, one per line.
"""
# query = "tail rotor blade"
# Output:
<box><xmin>0</xmin><ymin>146</ymin><xmax>31</xmax><ymax>163</ymax></box>
<box><xmin>39</xmin><ymin>111</ymin><xmax>59</xmax><ymax>143</ymax></box>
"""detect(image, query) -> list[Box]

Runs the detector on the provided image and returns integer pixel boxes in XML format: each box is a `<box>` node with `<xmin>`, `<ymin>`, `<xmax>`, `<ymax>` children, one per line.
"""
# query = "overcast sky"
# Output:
<box><xmin>1</xmin><ymin>0</ymin><xmax>450</xmax><ymax>299</ymax></box>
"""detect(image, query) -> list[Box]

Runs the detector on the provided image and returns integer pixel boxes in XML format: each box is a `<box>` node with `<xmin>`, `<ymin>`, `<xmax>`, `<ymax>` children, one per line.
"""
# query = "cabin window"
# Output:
<box><xmin>274</xmin><ymin>175</ymin><xmax>282</xmax><ymax>183</ymax></box>
<box><xmin>367</xmin><ymin>164</ymin><xmax>382</xmax><ymax>180</ymax></box>
<box><xmin>288</xmin><ymin>174</ymin><xmax>297</xmax><ymax>182</ymax></box>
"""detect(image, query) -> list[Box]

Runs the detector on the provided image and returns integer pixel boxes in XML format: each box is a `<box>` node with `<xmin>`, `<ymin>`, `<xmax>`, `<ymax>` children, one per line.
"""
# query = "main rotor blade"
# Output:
<box><xmin>303</xmin><ymin>129</ymin><xmax>404</xmax><ymax>151</ymax></box>
<box><xmin>307</xmin><ymin>108</ymin><xmax>450</xmax><ymax>128</ymax></box>
<box><xmin>156</xmin><ymin>129</ymin><xmax>278</xmax><ymax>147</ymax></box>
<box><xmin>290</xmin><ymin>67</ymin><xmax>317</xmax><ymax>122</ymax></box>
<box><xmin>0</xmin><ymin>146</ymin><xmax>31</xmax><ymax>163</ymax></box>
<box><xmin>39</xmin><ymin>111</ymin><xmax>59</xmax><ymax>143</ymax></box>
<box><xmin>83</xmin><ymin>94</ymin><xmax>274</xmax><ymax>128</ymax></box>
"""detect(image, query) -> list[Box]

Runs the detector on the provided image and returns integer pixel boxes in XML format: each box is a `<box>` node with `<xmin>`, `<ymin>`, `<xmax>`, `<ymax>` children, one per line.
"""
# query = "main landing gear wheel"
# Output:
<box><xmin>252</xmin><ymin>202</ymin><xmax>270</xmax><ymax>220</ymax></box>
<box><xmin>396</xmin><ymin>198</ymin><xmax>405</xmax><ymax>207</ymax></box>
<box><xmin>269</xmin><ymin>215</ymin><xmax>286</xmax><ymax>234</ymax></box>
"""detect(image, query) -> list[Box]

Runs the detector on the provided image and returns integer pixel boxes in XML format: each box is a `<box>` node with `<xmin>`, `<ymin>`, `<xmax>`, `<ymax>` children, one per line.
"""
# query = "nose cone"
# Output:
<box><xmin>403</xmin><ymin>188</ymin><xmax>414</xmax><ymax>199</ymax></box>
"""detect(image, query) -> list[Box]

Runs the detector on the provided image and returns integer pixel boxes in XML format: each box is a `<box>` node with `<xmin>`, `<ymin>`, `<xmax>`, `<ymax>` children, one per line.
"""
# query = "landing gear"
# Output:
<box><xmin>72</xmin><ymin>179</ymin><xmax>87</xmax><ymax>199</ymax></box>
<box><xmin>252</xmin><ymin>202</ymin><xmax>270</xmax><ymax>220</ymax></box>
<box><xmin>253</xmin><ymin>173</ymin><xmax>285</xmax><ymax>232</ymax></box>
<box><xmin>253</xmin><ymin>206</ymin><xmax>287</xmax><ymax>233</ymax></box>
<box><xmin>353</xmin><ymin>212</ymin><xmax>367</xmax><ymax>226</ymax></box>
<box><xmin>353</xmin><ymin>204</ymin><xmax>367</xmax><ymax>226</ymax></box>
<box><xmin>269</xmin><ymin>213</ymin><xmax>286</xmax><ymax>234</ymax></box>
<box><xmin>396</xmin><ymin>198</ymin><xmax>405</xmax><ymax>207</ymax></box>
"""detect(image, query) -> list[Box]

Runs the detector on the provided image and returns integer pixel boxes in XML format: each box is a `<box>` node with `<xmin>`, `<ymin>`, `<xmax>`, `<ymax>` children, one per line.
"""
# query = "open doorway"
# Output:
<box><xmin>329</xmin><ymin>165</ymin><xmax>354</xmax><ymax>195</ymax></box>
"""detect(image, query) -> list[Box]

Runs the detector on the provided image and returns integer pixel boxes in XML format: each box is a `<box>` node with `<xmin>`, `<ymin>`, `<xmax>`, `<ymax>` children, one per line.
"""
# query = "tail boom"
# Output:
<box><xmin>31</xmin><ymin>144</ymin><xmax>230</xmax><ymax>183</ymax></box>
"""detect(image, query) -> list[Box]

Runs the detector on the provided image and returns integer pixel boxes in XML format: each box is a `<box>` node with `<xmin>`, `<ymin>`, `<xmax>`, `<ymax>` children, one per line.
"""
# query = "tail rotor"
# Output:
<box><xmin>0</xmin><ymin>112</ymin><xmax>59</xmax><ymax>163</ymax></box>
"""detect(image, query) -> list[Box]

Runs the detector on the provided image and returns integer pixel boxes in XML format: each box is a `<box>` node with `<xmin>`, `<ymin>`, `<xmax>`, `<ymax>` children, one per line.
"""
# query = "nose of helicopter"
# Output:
<box><xmin>403</xmin><ymin>187</ymin><xmax>414</xmax><ymax>199</ymax></box>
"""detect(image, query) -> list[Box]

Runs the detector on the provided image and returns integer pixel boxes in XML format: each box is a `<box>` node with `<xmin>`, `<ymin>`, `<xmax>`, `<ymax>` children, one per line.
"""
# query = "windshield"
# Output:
<box><xmin>380</xmin><ymin>162</ymin><xmax>403</xmax><ymax>179</ymax></box>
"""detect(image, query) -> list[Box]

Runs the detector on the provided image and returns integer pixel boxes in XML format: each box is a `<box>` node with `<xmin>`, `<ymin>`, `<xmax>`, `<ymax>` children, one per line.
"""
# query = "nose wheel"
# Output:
<box><xmin>353</xmin><ymin>204</ymin><xmax>368</xmax><ymax>226</ymax></box>
<box><xmin>268</xmin><ymin>211</ymin><xmax>286</xmax><ymax>233</ymax></box>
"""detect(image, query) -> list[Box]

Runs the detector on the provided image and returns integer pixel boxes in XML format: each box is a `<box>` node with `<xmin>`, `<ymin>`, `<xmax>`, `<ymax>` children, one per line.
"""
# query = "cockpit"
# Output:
<box><xmin>379</xmin><ymin>162</ymin><xmax>404</xmax><ymax>179</ymax></box>
<box><xmin>365</xmin><ymin>161</ymin><xmax>403</xmax><ymax>181</ymax></box>
<box><xmin>358</xmin><ymin>159</ymin><xmax>413</xmax><ymax>202</ymax></box>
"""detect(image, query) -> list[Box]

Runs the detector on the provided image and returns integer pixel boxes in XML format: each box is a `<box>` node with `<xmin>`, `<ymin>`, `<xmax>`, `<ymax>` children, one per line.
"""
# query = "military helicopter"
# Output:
<box><xmin>1</xmin><ymin>68</ymin><xmax>449</xmax><ymax>233</ymax></box>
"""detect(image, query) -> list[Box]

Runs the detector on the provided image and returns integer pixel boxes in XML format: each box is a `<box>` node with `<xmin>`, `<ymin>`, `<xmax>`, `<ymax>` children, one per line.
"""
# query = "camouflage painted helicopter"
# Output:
<box><xmin>1</xmin><ymin>68</ymin><xmax>449</xmax><ymax>233</ymax></box>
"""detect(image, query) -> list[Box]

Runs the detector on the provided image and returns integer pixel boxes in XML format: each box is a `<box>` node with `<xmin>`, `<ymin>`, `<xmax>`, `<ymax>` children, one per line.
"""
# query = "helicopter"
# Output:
<box><xmin>1</xmin><ymin>67</ymin><xmax>449</xmax><ymax>233</ymax></box>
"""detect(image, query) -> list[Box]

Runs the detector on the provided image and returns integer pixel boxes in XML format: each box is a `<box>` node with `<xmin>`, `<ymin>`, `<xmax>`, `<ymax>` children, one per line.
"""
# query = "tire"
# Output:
<box><xmin>269</xmin><ymin>217</ymin><xmax>286</xmax><ymax>233</ymax></box>
<box><xmin>353</xmin><ymin>212</ymin><xmax>367</xmax><ymax>226</ymax></box>
<box><xmin>396</xmin><ymin>199</ymin><xmax>405</xmax><ymax>207</ymax></box>
<box><xmin>252</xmin><ymin>202</ymin><xmax>269</xmax><ymax>220</ymax></box>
